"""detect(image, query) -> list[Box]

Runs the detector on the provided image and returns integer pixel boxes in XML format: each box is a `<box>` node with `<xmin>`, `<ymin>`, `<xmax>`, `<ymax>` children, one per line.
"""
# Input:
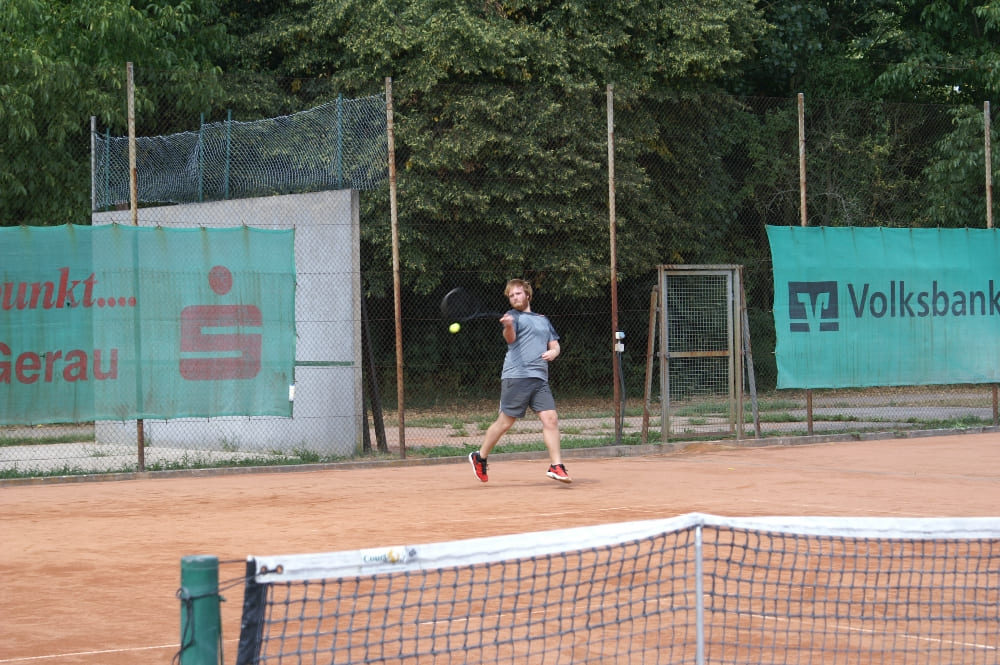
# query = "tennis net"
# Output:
<box><xmin>235</xmin><ymin>512</ymin><xmax>1000</xmax><ymax>664</ymax></box>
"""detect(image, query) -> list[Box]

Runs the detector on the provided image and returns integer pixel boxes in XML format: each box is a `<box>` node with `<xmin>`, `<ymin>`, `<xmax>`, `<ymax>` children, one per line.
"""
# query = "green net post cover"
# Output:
<box><xmin>179</xmin><ymin>555</ymin><xmax>221</xmax><ymax>665</ymax></box>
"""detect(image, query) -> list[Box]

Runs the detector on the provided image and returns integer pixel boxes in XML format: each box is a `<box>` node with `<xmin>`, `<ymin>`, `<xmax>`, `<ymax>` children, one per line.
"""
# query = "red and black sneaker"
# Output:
<box><xmin>469</xmin><ymin>451</ymin><xmax>488</xmax><ymax>483</ymax></box>
<box><xmin>546</xmin><ymin>463</ymin><xmax>572</xmax><ymax>483</ymax></box>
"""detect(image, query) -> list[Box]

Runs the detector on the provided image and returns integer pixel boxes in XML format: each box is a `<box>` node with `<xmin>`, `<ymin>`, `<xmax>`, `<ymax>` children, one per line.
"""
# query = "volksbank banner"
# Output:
<box><xmin>0</xmin><ymin>224</ymin><xmax>295</xmax><ymax>424</ymax></box>
<box><xmin>767</xmin><ymin>226</ymin><xmax>1000</xmax><ymax>388</ymax></box>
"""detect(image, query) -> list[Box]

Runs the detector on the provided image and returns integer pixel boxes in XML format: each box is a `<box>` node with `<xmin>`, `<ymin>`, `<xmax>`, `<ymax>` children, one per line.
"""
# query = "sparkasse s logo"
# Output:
<box><xmin>788</xmin><ymin>281</ymin><xmax>839</xmax><ymax>332</ymax></box>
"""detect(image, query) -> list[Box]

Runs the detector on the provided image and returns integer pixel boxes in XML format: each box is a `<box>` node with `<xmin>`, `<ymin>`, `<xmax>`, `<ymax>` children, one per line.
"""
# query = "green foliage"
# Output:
<box><xmin>736</xmin><ymin>0</ymin><xmax>902</xmax><ymax>97</ymax></box>
<box><xmin>922</xmin><ymin>105</ymin><xmax>1000</xmax><ymax>227</ymax></box>
<box><xmin>390</xmin><ymin>83</ymin><xmax>611</xmax><ymax>297</ymax></box>
<box><xmin>875</xmin><ymin>0</ymin><xmax>1000</xmax><ymax>104</ymax></box>
<box><xmin>217</xmin><ymin>0</ymin><xmax>768</xmax><ymax>297</ymax></box>
<box><xmin>734</xmin><ymin>0</ymin><xmax>999</xmax><ymax>231</ymax></box>
<box><xmin>0</xmin><ymin>0</ymin><xmax>228</xmax><ymax>225</ymax></box>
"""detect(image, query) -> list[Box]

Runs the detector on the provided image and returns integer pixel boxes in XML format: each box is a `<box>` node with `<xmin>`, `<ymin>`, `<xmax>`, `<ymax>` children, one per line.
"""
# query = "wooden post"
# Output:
<box><xmin>798</xmin><ymin>92</ymin><xmax>814</xmax><ymax>431</ymax></box>
<box><xmin>986</xmin><ymin>102</ymin><xmax>996</xmax><ymax>420</ymax></box>
<box><xmin>386</xmin><ymin>77</ymin><xmax>405</xmax><ymax>457</ymax></box>
<box><xmin>986</xmin><ymin>101</ymin><xmax>993</xmax><ymax>230</ymax></box>
<box><xmin>127</xmin><ymin>62</ymin><xmax>145</xmax><ymax>471</ymax></box>
<box><xmin>642</xmin><ymin>286</ymin><xmax>658</xmax><ymax>444</ymax></box>
<box><xmin>607</xmin><ymin>84</ymin><xmax>622</xmax><ymax>441</ymax></box>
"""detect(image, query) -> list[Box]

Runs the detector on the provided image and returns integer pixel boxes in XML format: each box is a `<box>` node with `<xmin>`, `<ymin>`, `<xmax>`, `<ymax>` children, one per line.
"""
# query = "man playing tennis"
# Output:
<box><xmin>469</xmin><ymin>279</ymin><xmax>572</xmax><ymax>483</ymax></box>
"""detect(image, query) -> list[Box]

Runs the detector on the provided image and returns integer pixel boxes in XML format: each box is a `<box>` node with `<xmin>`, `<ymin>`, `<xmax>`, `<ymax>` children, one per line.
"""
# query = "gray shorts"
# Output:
<box><xmin>499</xmin><ymin>378</ymin><xmax>556</xmax><ymax>418</ymax></box>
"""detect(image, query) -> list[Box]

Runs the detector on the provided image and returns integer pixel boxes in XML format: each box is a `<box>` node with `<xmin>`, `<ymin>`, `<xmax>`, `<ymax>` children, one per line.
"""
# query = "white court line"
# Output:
<box><xmin>737</xmin><ymin>610</ymin><xmax>998</xmax><ymax>652</ymax></box>
<box><xmin>0</xmin><ymin>639</ymin><xmax>240</xmax><ymax>663</ymax></box>
<box><xmin>414</xmin><ymin>602</ymin><xmax>997</xmax><ymax>654</ymax></box>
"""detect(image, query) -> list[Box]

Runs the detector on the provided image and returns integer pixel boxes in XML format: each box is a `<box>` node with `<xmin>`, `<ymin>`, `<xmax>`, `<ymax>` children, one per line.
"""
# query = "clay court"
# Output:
<box><xmin>2</xmin><ymin>430</ymin><xmax>999</xmax><ymax>664</ymax></box>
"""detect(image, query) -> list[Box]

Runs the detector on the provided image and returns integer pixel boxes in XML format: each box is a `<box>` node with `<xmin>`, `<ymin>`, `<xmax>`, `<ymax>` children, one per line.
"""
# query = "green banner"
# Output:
<box><xmin>768</xmin><ymin>226</ymin><xmax>1000</xmax><ymax>388</ymax></box>
<box><xmin>1</xmin><ymin>224</ymin><xmax>295</xmax><ymax>423</ymax></box>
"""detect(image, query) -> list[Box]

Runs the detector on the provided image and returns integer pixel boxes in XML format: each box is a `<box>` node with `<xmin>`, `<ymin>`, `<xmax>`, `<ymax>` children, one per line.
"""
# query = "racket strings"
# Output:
<box><xmin>442</xmin><ymin>288</ymin><xmax>483</xmax><ymax>321</ymax></box>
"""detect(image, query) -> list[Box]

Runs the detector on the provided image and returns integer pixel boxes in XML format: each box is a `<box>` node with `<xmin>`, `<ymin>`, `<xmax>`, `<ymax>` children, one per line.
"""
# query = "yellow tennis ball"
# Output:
<box><xmin>449</xmin><ymin>322</ymin><xmax>461</xmax><ymax>334</ymax></box>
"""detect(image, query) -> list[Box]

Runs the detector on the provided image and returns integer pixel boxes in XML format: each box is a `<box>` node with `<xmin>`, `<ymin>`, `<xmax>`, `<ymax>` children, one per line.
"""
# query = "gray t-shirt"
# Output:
<box><xmin>500</xmin><ymin>310</ymin><xmax>559</xmax><ymax>380</ymax></box>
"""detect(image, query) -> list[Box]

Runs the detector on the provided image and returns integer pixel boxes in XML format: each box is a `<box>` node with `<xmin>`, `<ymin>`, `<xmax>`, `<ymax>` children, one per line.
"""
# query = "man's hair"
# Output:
<box><xmin>504</xmin><ymin>278</ymin><xmax>533</xmax><ymax>300</ymax></box>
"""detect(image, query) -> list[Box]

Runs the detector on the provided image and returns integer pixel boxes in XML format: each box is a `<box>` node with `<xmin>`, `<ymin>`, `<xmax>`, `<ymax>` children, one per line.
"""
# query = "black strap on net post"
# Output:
<box><xmin>235</xmin><ymin>558</ymin><xmax>267</xmax><ymax>665</ymax></box>
<box><xmin>174</xmin><ymin>555</ymin><xmax>254</xmax><ymax>665</ymax></box>
<box><xmin>173</xmin><ymin>587</ymin><xmax>225</xmax><ymax>665</ymax></box>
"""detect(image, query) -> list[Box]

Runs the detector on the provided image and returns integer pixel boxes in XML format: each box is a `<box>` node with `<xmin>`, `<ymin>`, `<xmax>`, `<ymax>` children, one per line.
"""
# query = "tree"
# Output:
<box><xmin>0</xmin><ymin>0</ymin><xmax>228</xmax><ymax>226</ymax></box>
<box><xmin>734</xmin><ymin>0</ymin><xmax>906</xmax><ymax>98</ymax></box>
<box><xmin>733</xmin><ymin>0</ymin><xmax>1000</xmax><ymax>230</ymax></box>
<box><xmin>875</xmin><ymin>0</ymin><xmax>1000</xmax><ymax>227</ymax></box>
<box><xmin>875</xmin><ymin>0</ymin><xmax>1000</xmax><ymax>104</ymax></box>
<box><xmin>217</xmin><ymin>0</ymin><xmax>768</xmax><ymax>297</ymax></box>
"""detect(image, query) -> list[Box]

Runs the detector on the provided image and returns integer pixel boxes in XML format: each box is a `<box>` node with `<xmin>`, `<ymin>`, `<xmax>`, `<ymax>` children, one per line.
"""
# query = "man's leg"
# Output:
<box><xmin>470</xmin><ymin>411</ymin><xmax>516</xmax><ymax>482</ymax></box>
<box><xmin>539</xmin><ymin>409</ymin><xmax>571</xmax><ymax>482</ymax></box>
<box><xmin>537</xmin><ymin>409</ymin><xmax>561</xmax><ymax>464</ymax></box>
<box><xmin>481</xmin><ymin>411</ymin><xmax>517</xmax><ymax>458</ymax></box>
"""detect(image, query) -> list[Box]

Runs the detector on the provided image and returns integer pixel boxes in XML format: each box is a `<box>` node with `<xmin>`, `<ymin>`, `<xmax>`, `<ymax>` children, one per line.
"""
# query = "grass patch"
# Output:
<box><xmin>0</xmin><ymin>434</ymin><xmax>93</xmax><ymax>447</ymax></box>
<box><xmin>757</xmin><ymin>412</ymin><xmax>800</xmax><ymax>423</ymax></box>
<box><xmin>910</xmin><ymin>415</ymin><xmax>991</xmax><ymax>428</ymax></box>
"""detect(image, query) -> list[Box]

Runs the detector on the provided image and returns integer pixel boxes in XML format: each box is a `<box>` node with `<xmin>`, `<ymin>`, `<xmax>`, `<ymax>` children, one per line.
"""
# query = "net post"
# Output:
<box><xmin>694</xmin><ymin>524</ymin><xmax>705</xmax><ymax>665</ymax></box>
<box><xmin>178</xmin><ymin>555</ymin><xmax>221</xmax><ymax>665</ymax></box>
<box><xmin>236</xmin><ymin>558</ymin><xmax>267</xmax><ymax>665</ymax></box>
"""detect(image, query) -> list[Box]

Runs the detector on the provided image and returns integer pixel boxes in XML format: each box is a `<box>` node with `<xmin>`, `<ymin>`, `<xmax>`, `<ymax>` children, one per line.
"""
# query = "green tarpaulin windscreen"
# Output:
<box><xmin>768</xmin><ymin>225</ymin><xmax>1000</xmax><ymax>388</ymax></box>
<box><xmin>1</xmin><ymin>224</ymin><xmax>295</xmax><ymax>424</ymax></box>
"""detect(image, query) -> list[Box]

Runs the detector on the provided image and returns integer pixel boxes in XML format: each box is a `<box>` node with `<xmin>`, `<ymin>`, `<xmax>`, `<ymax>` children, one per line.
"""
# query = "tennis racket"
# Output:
<box><xmin>440</xmin><ymin>287</ymin><xmax>504</xmax><ymax>323</ymax></box>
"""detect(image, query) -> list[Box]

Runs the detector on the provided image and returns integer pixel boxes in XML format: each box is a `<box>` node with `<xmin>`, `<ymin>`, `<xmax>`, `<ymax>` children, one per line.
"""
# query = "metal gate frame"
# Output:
<box><xmin>644</xmin><ymin>265</ymin><xmax>747</xmax><ymax>442</ymax></box>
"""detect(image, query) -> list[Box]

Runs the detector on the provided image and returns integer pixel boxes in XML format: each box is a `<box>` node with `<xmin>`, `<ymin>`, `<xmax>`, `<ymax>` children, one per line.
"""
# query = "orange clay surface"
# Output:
<box><xmin>2</xmin><ymin>431</ymin><xmax>998</xmax><ymax>664</ymax></box>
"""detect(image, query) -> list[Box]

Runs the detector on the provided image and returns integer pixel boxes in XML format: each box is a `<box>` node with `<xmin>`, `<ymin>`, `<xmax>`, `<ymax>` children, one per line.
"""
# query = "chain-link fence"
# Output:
<box><xmin>3</xmin><ymin>71</ymin><xmax>998</xmax><ymax>478</ymax></box>
<box><xmin>93</xmin><ymin>94</ymin><xmax>387</xmax><ymax>208</ymax></box>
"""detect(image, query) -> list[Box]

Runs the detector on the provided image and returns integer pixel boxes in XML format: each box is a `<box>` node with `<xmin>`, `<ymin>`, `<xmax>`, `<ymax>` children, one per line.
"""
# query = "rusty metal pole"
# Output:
<box><xmin>607</xmin><ymin>84</ymin><xmax>622</xmax><ymax>442</ymax></box>
<box><xmin>798</xmin><ymin>92</ymin><xmax>814</xmax><ymax>433</ymax></box>
<box><xmin>985</xmin><ymin>102</ymin><xmax>997</xmax><ymax>422</ymax></box>
<box><xmin>127</xmin><ymin>62</ymin><xmax>145</xmax><ymax>471</ymax></box>
<box><xmin>386</xmin><ymin>77</ymin><xmax>405</xmax><ymax>457</ymax></box>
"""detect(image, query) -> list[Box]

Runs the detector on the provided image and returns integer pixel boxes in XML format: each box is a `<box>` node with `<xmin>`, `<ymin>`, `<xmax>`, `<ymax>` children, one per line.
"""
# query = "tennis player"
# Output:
<box><xmin>469</xmin><ymin>279</ymin><xmax>571</xmax><ymax>483</ymax></box>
